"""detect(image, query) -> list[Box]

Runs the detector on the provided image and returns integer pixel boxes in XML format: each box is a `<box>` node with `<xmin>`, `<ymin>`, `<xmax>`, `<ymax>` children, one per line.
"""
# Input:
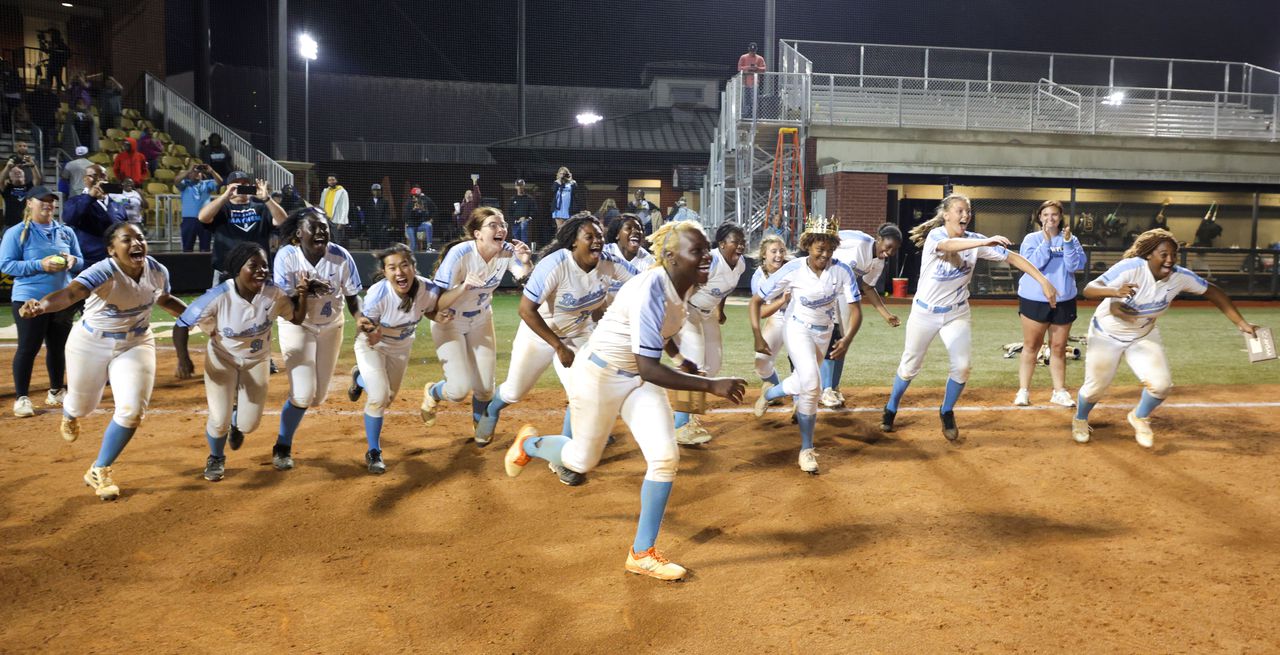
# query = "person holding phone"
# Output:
<box><xmin>176</xmin><ymin>160</ymin><xmax>222</xmax><ymax>253</ymax></box>
<box><xmin>197</xmin><ymin>170</ymin><xmax>287</xmax><ymax>285</ymax></box>
<box><xmin>1</xmin><ymin>159</ymin><xmax>36</xmax><ymax>227</ymax></box>
<box><xmin>62</xmin><ymin>164</ymin><xmax>126</xmax><ymax>267</ymax></box>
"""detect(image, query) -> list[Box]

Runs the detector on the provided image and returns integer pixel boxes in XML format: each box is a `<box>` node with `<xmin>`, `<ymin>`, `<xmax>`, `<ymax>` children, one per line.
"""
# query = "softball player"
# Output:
<box><xmin>672</xmin><ymin>222</ymin><xmax>746</xmax><ymax>445</ymax></box>
<box><xmin>819</xmin><ymin>224</ymin><xmax>904</xmax><ymax>408</ymax></box>
<box><xmin>881</xmin><ymin>194</ymin><xmax>1058</xmax><ymax>442</ymax></box>
<box><xmin>1072</xmin><ymin>229</ymin><xmax>1257</xmax><ymax>447</ymax></box>
<box><xmin>503</xmin><ymin>220</ymin><xmax>747</xmax><ymax>580</ymax></box>
<box><xmin>271</xmin><ymin>208</ymin><xmax>363</xmax><ymax>470</ymax></box>
<box><xmin>750</xmin><ymin>216</ymin><xmax>863</xmax><ymax>474</ymax></box>
<box><xmin>173</xmin><ymin>242</ymin><xmax>307</xmax><ymax>482</ymax></box>
<box><xmin>747</xmin><ymin>234</ymin><xmax>792</xmax><ymax>394</ymax></box>
<box><xmin>1015</xmin><ymin>200</ymin><xmax>1085</xmax><ymax>407</ymax></box>
<box><xmin>420</xmin><ymin>207</ymin><xmax>532</xmax><ymax>428</ymax></box>
<box><xmin>346</xmin><ymin>244</ymin><xmax>445</xmax><ymax>473</ymax></box>
<box><xmin>18</xmin><ymin>222</ymin><xmax>187</xmax><ymax>501</ymax></box>
<box><xmin>603</xmin><ymin>214</ymin><xmax>656</xmax><ymax>292</ymax></box>
<box><xmin>476</xmin><ymin>213</ymin><xmax>638</xmax><ymax>446</ymax></box>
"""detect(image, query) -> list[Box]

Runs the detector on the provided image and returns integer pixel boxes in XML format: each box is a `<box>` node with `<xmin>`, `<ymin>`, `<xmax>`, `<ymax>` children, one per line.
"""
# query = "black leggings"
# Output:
<box><xmin>10</xmin><ymin>303</ymin><xmax>74</xmax><ymax>398</ymax></box>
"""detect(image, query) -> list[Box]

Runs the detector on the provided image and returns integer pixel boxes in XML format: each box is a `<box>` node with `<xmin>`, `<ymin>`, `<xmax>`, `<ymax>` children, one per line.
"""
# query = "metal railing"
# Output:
<box><xmin>143</xmin><ymin>73</ymin><xmax>293</xmax><ymax>191</ymax></box>
<box><xmin>330</xmin><ymin>141</ymin><xmax>496</xmax><ymax>164</ymax></box>
<box><xmin>146</xmin><ymin>194</ymin><xmax>182</xmax><ymax>250</ymax></box>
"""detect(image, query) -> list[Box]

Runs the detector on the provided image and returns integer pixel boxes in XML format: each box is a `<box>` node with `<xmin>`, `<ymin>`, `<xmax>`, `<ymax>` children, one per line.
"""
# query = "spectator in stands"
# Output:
<box><xmin>198</xmin><ymin>170</ymin><xmax>286</xmax><ymax>284</ymax></box>
<box><xmin>361</xmin><ymin>182</ymin><xmax>392</xmax><ymax>248</ymax></box>
<box><xmin>199</xmin><ymin>133</ymin><xmax>234</xmax><ymax>179</ymax></box>
<box><xmin>451</xmin><ymin>173</ymin><xmax>481</xmax><ymax>241</ymax></box>
<box><xmin>1</xmin><ymin>163</ymin><xmax>35</xmax><ymax>227</ymax></box>
<box><xmin>62</xmin><ymin>164</ymin><xmax>126</xmax><ymax>267</ymax></box>
<box><xmin>109</xmin><ymin>177</ymin><xmax>147</xmax><ymax>228</ymax></box>
<box><xmin>137</xmin><ymin>130</ymin><xmax>163</xmax><ymax>173</ymax></box>
<box><xmin>278</xmin><ymin>183</ymin><xmax>304</xmax><ymax>212</ymax></box>
<box><xmin>628</xmin><ymin>189</ymin><xmax>658</xmax><ymax>236</ymax></box>
<box><xmin>404</xmin><ymin>186</ymin><xmax>435</xmax><ymax>251</ymax></box>
<box><xmin>0</xmin><ymin>57</ymin><xmax>21</xmax><ymax>134</ymax></box>
<box><xmin>112</xmin><ymin>137</ymin><xmax>149</xmax><ymax>186</ymax></box>
<box><xmin>669</xmin><ymin>197</ymin><xmax>699</xmax><ymax>223</ymax></box>
<box><xmin>176</xmin><ymin>161</ymin><xmax>221</xmax><ymax>253</ymax></box>
<box><xmin>8</xmin><ymin>141</ymin><xmax>39</xmax><ymax>186</ymax></box>
<box><xmin>738</xmin><ymin>42</ymin><xmax>766</xmax><ymax>118</ymax></box>
<box><xmin>508</xmin><ymin>178</ymin><xmax>538</xmax><ymax>246</ymax></box>
<box><xmin>763</xmin><ymin>213</ymin><xmax>791</xmax><ymax>246</ymax></box>
<box><xmin>40</xmin><ymin>29</ymin><xmax>70</xmax><ymax>92</ymax></box>
<box><xmin>25</xmin><ymin>81</ymin><xmax>59</xmax><ymax>151</ymax></box>
<box><xmin>598</xmin><ymin>197</ymin><xmax>621</xmax><ymax>228</ymax></box>
<box><xmin>68</xmin><ymin>72</ymin><xmax>92</xmax><ymax>109</ymax></box>
<box><xmin>319</xmin><ymin>175</ymin><xmax>350</xmax><ymax>242</ymax></box>
<box><xmin>69</xmin><ymin>98</ymin><xmax>95</xmax><ymax>151</ymax></box>
<box><xmin>0</xmin><ymin>185</ymin><xmax>81</xmax><ymax>418</ymax></box>
<box><xmin>98</xmin><ymin>75</ymin><xmax>123</xmax><ymax>130</ymax></box>
<box><xmin>551</xmin><ymin>167</ymin><xmax>581</xmax><ymax>233</ymax></box>
<box><xmin>61</xmin><ymin>146</ymin><xmax>93</xmax><ymax>196</ymax></box>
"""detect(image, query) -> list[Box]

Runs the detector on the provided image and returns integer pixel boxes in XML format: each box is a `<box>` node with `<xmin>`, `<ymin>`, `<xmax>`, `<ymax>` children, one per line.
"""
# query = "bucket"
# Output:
<box><xmin>891</xmin><ymin>278</ymin><xmax>909</xmax><ymax>298</ymax></box>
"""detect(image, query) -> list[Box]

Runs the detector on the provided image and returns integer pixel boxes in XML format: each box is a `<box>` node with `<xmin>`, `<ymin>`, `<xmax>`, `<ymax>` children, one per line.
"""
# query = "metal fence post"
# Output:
<box><xmin>897</xmin><ymin>77</ymin><xmax>903</xmax><ymax>127</ymax></box>
<box><xmin>963</xmin><ymin>80</ymin><xmax>969</xmax><ymax>128</ymax></box>
<box><xmin>828</xmin><ymin>74</ymin><xmax>834</xmax><ymax>124</ymax></box>
<box><xmin>1213</xmin><ymin>92</ymin><xmax>1219</xmax><ymax>138</ymax></box>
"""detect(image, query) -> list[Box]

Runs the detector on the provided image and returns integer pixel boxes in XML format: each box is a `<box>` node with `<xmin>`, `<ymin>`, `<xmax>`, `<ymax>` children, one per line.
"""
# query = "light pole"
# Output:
<box><xmin>299</xmin><ymin>33</ymin><xmax>317</xmax><ymax>163</ymax></box>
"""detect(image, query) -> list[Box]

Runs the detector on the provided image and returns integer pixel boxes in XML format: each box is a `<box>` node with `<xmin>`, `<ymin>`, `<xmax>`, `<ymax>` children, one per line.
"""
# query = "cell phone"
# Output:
<box><xmin>235</xmin><ymin>184</ymin><xmax>257</xmax><ymax>195</ymax></box>
<box><xmin>99</xmin><ymin>182</ymin><xmax>123</xmax><ymax>195</ymax></box>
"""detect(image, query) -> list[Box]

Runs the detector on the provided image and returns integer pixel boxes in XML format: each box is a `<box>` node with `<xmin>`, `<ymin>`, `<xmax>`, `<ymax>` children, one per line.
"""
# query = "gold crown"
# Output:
<box><xmin>802</xmin><ymin>214</ymin><xmax>839</xmax><ymax>237</ymax></box>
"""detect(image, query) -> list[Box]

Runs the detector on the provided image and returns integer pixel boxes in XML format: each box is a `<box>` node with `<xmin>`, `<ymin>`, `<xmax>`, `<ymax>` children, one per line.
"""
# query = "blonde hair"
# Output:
<box><xmin>18</xmin><ymin>196</ymin><xmax>55</xmax><ymax>246</ymax></box>
<box><xmin>1123</xmin><ymin>228</ymin><xmax>1178</xmax><ymax>260</ymax></box>
<box><xmin>647</xmin><ymin>220</ymin><xmax>705</xmax><ymax>270</ymax></box>
<box><xmin>756</xmin><ymin>234</ymin><xmax>790</xmax><ymax>274</ymax></box>
<box><xmin>909</xmin><ymin>193</ymin><xmax>970</xmax><ymax>247</ymax></box>
<box><xmin>598</xmin><ymin>198</ymin><xmax>617</xmax><ymax>215</ymax></box>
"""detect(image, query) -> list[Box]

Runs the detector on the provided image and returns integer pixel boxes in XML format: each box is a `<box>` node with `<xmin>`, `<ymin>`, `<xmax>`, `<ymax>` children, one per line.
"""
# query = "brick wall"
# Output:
<box><xmin>108</xmin><ymin>0</ymin><xmax>165</xmax><ymax>96</ymax></box>
<box><xmin>820</xmin><ymin>171</ymin><xmax>887</xmax><ymax>232</ymax></box>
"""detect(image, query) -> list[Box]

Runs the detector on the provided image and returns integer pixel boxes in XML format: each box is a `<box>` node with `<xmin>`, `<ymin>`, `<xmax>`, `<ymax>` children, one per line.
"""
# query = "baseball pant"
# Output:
<box><xmin>63</xmin><ymin>324</ymin><xmax>155</xmax><ymax>429</ymax></box>
<box><xmin>896</xmin><ymin>306</ymin><xmax>972</xmax><ymax>383</ymax></box>
<box><xmin>678</xmin><ymin>306</ymin><xmax>723</xmax><ymax>375</ymax></box>
<box><xmin>203</xmin><ymin>346</ymin><xmax>270</xmax><ymax>437</ymax></box>
<box><xmin>431</xmin><ymin>309</ymin><xmax>497</xmax><ymax>403</ymax></box>
<box><xmin>753</xmin><ymin>315</ymin><xmax>785</xmax><ymax>380</ymax></box>
<box><xmin>1078</xmin><ymin>325</ymin><xmax>1172</xmax><ymax>402</ymax></box>
<box><xmin>278</xmin><ymin>319</ymin><xmax>344</xmax><ymax>408</ymax></box>
<box><xmin>354</xmin><ymin>337</ymin><xmax>410</xmax><ymax>418</ymax></box>
<box><xmin>496</xmin><ymin>322</ymin><xmax>584</xmax><ymax>405</ymax></box>
<box><xmin>777</xmin><ymin>317</ymin><xmax>832</xmax><ymax>416</ymax></box>
<box><xmin>560</xmin><ymin>349</ymin><xmax>680</xmax><ymax>482</ymax></box>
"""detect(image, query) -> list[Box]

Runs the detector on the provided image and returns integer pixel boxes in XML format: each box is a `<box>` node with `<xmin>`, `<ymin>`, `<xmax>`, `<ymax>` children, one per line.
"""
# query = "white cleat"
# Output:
<box><xmin>1127</xmin><ymin>410</ymin><xmax>1154</xmax><ymax>448</ymax></box>
<box><xmin>13</xmin><ymin>396</ymin><xmax>34</xmax><ymax>418</ymax></box>
<box><xmin>1013</xmin><ymin>388</ymin><xmax>1030</xmax><ymax>406</ymax></box>
<box><xmin>625</xmin><ymin>547</ymin><xmax>686</xmax><ymax>581</ymax></box>
<box><xmin>1050</xmin><ymin>389</ymin><xmax>1076</xmax><ymax>407</ymax></box>
<box><xmin>420</xmin><ymin>384</ymin><xmax>439</xmax><ymax>427</ymax></box>
<box><xmin>820</xmin><ymin>388</ymin><xmax>844</xmax><ymax>409</ymax></box>
<box><xmin>798</xmin><ymin>447</ymin><xmax>818</xmax><ymax>474</ymax></box>
<box><xmin>754</xmin><ymin>382</ymin><xmax>774</xmax><ymax>418</ymax></box>
<box><xmin>45</xmin><ymin>389</ymin><xmax>66</xmax><ymax>406</ymax></box>
<box><xmin>1071</xmin><ymin>418</ymin><xmax>1092</xmax><ymax>444</ymax></box>
<box><xmin>61</xmin><ymin>415</ymin><xmax>80</xmax><ymax>443</ymax></box>
<box><xmin>83</xmin><ymin>465</ymin><xmax>120</xmax><ymax>501</ymax></box>
<box><xmin>674</xmin><ymin>417</ymin><xmax>712</xmax><ymax>445</ymax></box>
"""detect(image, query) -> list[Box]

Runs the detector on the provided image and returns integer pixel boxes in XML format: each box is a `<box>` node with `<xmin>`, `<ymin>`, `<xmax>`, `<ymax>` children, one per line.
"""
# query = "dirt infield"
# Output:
<box><xmin>2</xmin><ymin>348</ymin><xmax>1279</xmax><ymax>653</ymax></box>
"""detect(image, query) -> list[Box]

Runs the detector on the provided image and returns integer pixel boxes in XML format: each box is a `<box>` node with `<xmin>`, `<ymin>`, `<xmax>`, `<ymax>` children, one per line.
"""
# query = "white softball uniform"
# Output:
<box><xmin>897</xmin><ymin>227</ymin><xmax>1008</xmax><ymax>382</ymax></box>
<box><xmin>757</xmin><ymin>258</ymin><xmax>860</xmax><ymax>414</ymax></box>
<box><xmin>603</xmin><ymin>242</ymin><xmax>656</xmax><ymax>293</ymax></box>
<box><xmin>1078</xmin><ymin>258</ymin><xmax>1208</xmax><ymax>402</ymax></box>
<box><xmin>751</xmin><ymin>267</ymin><xmax>786</xmax><ymax>380</ymax></box>
<box><xmin>177</xmin><ymin>281</ymin><xmax>295</xmax><ymax>437</ymax></box>
<box><xmin>64</xmin><ymin>257</ymin><xmax>170</xmax><ymax>428</ymax></box>
<box><xmin>560</xmin><ymin>267</ymin><xmax>691</xmax><ymax>481</ymax></box>
<box><xmin>355</xmin><ymin>276</ymin><xmax>440</xmax><ymax>417</ymax></box>
<box><xmin>273</xmin><ymin>243</ymin><xmax>363</xmax><ymax>408</ymax></box>
<box><xmin>496</xmin><ymin>249</ymin><xmax>638</xmax><ymax>405</ymax></box>
<box><xmin>834</xmin><ymin>230</ymin><xmax>886</xmax><ymax>287</ymax></box>
<box><xmin>431</xmin><ymin>241</ymin><xmax>530</xmax><ymax>402</ymax></box>
<box><xmin>678</xmin><ymin>248</ymin><xmax>746</xmax><ymax>376</ymax></box>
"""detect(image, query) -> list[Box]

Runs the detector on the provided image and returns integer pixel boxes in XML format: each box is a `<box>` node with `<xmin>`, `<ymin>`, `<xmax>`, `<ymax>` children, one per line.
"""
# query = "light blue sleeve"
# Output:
<box><xmin>64</xmin><ymin>226</ymin><xmax>84</xmax><ymax>274</ymax></box>
<box><xmin>835</xmin><ymin>261</ymin><xmax>862</xmax><ymax>302</ymax></box>
<box><xmin>272</xmin><ymin>246</ymin><xmax>294</xmax><ymax>292</ymax></box>
<box><xmin>362</xmin><ymin>281</ymin><xmax>387</xmax><ymax>323</ymax></box>
<box><xmin>758</xmin><ymin>258</ymin><xmax>800</xmax><ymax>300</ymax></box>
<box><xmin>0</xmin><ymin>225</ymin><xmax>42</xmax><ymax>277</ymax></box>
<box><xmin>632</xmin><ymin>276</ymin><xmax>669</xmax><ymax>359</ymax></box>
<box><xmin>340</xmin><ymin>246</ymin><xmax>363</xmax><ymax>295</ymax></box>
<box><xmin>433</xmin><ymin>242</ymin><xmax>468</xmax><ymax>288</ymax></box>
<box><xmin>1098</xmin><ymin>258</ymin><xmax>1143</xmax><ymax>285</ymax></box>
<box><xmin>1062</xmin><ymin>237</ymin><xmax>1086</xmax><ymax>272</ymax></box>
<box><xmin>1020</xmin><ymin>232</ymin><xmax>1051</xmax><ymax>269</ymax></box>
<box><xmin>1171</xmin><ymin>266</ymin><xmax>1209</xmax><ymax>295</ymax></box>
<box><xmin>149</xmin><ymin>257</ymin><xmax>172</xmax><ymax>294</ymax></box>
<box><xmin>73</xmin><ymin>258</ymin><xmax>115</xmax><ymax>290</ymax></box>
<box><xmin>177</xmin><ymin>285</ymin><xmax>226</xmax><ymax>328</ymax></box>
<box><xmin>522</xmin><ymin>250</ymin><xmax>564</xmax><ymax>303</ymax></box>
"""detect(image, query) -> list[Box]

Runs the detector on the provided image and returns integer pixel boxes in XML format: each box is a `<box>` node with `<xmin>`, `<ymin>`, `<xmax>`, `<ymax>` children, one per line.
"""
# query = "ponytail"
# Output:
<box><xmin>908</xmin><ymin>194</ymin><xmax>969</xmax><ymax>247</ymax></box>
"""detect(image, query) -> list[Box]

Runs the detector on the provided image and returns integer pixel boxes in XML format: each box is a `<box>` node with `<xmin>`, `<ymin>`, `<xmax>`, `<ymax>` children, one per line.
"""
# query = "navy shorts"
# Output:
<box><xmin>1018</xmin><ymin>297</ymin><xmax>1078</xmax><ymax>325</ymax></box>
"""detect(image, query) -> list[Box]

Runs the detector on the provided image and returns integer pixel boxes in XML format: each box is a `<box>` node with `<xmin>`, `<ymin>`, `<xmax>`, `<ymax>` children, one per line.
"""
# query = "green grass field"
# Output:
<box><xmin>3</xmin><ymin>294</ymin><xmax>1276</xmax><ymax>392</ymax></box>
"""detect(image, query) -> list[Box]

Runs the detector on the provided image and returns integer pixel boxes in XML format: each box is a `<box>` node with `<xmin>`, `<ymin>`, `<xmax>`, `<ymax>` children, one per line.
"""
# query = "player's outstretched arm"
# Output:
<box><xmin>634</xmin><ymin>355</ymin><xmax>746</xmax><ymax>403</ymax></box>
<box><xmin>156</xmin><ymin>293</ymin><xmax>188</xmax><ymax>319</ymax></box>
<box><xmin>172</xmin><ymin>325</ymin><xmax>195</xmax><ymax>379</ymax></box>
<box><xmin>747</xmin><ymin>295</ymin><xmax>770</xmax><ymax>355</ymax></box>
<box><xmin>1082</xmin><ymin>280</ymin><xmax>1138</xmax><ymax>300</ymax></box>
<box><xmin>517</xmin><ymin>295</ymin><xmax>574</xmax><ymax>368</ymax></box>
<box><xmin>829</xmin><ymin>302</ymin><xmax>863</xmax><ymax>360</ymax></box>
<box><xmin>1202</xmin><ymin>283</ymin><xmax>1258</xmax><ymax>336</ymax></box>
<box><xmin>1006</xmin><ymin>252</ymin><xmax>1058</xmax><ymax>307</ymax></box>
<box><xmin>935</xmin><ymin>234</ymin><xmax>1011</xmax><ymax>253</ymax></box>
<box><xmin>344</xmin><ymin>294</ymin><xmax>362</xmax><ymax>319</ymax></box>
<box><xmin>859</xmin><ymin>280</ymin><xmax>899</xmax><ymax>326</ymax></box>
<box><xmin>19</xmin><ymin>281</ymin><xmax>91</xmax><ymax>318</ymax></box>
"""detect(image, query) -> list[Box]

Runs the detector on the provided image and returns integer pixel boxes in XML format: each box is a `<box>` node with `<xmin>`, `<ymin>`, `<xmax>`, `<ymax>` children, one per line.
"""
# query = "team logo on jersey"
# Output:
<box><xmin>556</xmin><ymin>287</ymin><xmax>607</xmax><ymax>312</ymax></box>
<box><xmin>228</xmin><ymin>206</ymin><xmax>262</xmax><ymax>233</ymax></box>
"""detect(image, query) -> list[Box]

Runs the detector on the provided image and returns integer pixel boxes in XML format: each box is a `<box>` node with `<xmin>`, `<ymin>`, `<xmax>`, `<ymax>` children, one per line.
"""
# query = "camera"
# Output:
<box><xmin>99</xmin><ymin>182</ymin><xmax>123</xmax><ymax>195</ymax></box>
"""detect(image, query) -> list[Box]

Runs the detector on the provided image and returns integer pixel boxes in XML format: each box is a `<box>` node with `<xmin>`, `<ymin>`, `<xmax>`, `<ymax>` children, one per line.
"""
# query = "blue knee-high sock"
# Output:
<box><xmin>886</xmin><ymin>374</ymin><xmax>911</xmax><ymax>412</ymax></box>
<box><xmin>277</xmin><ymin>400</ymin><xmax>307</xmax><ymax>446</ymax></box>
<box><xmin>765</xmin><ymin>383</ymin><xmax>789</xmax><ymax>402</ymax></box>
<box><xmin>471</xmin><ymin>397</ymin><xmax>487</xmax><ymax>424</ymax></box>
<box><xmin>831</xmin><ymin>357</ymin><xmax>846</xmax><ymax>388</ymax></box>
<box><xmin>1135</xmin><ymin>389</ymin><xmax>1165</xmax><ymax>419</ymax></box>
<box><xmin>762</xmin><ymin>371</ymin><xmax>780</xmax><ymax>385</ymax></box>
<box><xmin>820</xmin><ymin>359</ymin><xmax>835</xmax><ymax>389</ymax></box>
<box><xmin>674</xmin><ymin>411</ymin><xmax>690</xmax><ymax>429</ymax></box>
<box><xmin>561</xmin><ymin>407</ymin><xmax>573</xmax><ymax>439</ymax></box>
<box><xmin>206</xmin><ymin>431</ymin><xmax>228</xmax><ymax>457</ymax></box>
<box><xmin>632</xmin><ymin>479</ymin><xmax>674</xmax><ymax>553</ymax></box>
<box><xmin>522</xmin><ymin>433</ymin><xmax>569</xmax><ymax>467</ymax></box>
<box><xmin>796</xmin><ymin>412</ymin><xmax>817</xmax><ymax>450</ymax></box>
<box><xmin>486</xmin><ymin>396</ymin><xmax>509</xmax><ymax>419</ymax></box>
<box><xmin>429</xmin><ymin>381</ymin><xmax>446</xmax><ymax>401</ymax></box>
<box><xmin>941</xmin><ymin>378</ymin><xmax>966</xmax><ymax>414</ymax></box>
<box><xmin>364</xmin><ymin>413</ymin><xmax>383</xmax><ymax>450</ymax></box>
<box><xmin>93</xmin><ymin>421</ymin><xmax>138</xmax><ymax>467</ymax></box>
<box><xmin>1075</xmin><ymin>393</ymin><xmax>1097</xmax><ymax>420</ymax></box>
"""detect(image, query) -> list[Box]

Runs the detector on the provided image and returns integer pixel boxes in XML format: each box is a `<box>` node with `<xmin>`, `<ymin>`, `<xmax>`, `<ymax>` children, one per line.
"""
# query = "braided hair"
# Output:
<box><xmin>908</xmin><ymin>194</ymin><xmax>970</xmax><ymax>247</ymax></box>
<box><xmin>606</xmin><ymin>213</ymin><xmax>643</xmax><ymax>245</ymax></box>
<box><xmin>647</xmin><ymin>220</ymin><xmax>706</xmax><ymax>271</ymax></box>
<box><xmin>1123</xmin><ymin>228</ymin><xmax>1178</xmax><ymax>260</ymax></box>
<box><xmin>373</xmin><ymin>243</ymin><xmax>421</xmax><ymax>312</ymax></box>
<box><xmin>277</xmin><ymin>206</ymin><xmax>328</xmax><ymax>247</ymax></box>
<box><xmin>538</xmin><ymin>211</ymin><xmax>601</xmax><ymax>259</ymax></box>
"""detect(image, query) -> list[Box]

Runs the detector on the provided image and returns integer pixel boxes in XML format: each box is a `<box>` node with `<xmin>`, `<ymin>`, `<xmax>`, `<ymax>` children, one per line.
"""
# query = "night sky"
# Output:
<box><xmin>169</xmin><ymin>0</ymin><xmax>1280</xmax><ymax>88</ymax></box>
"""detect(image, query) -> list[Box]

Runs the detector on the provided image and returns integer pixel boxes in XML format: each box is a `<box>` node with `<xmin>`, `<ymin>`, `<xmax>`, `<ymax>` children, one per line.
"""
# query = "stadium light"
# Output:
<box><xmin>576</xmin><ymin>112</ymin><xmax>603</xmax><ymax>126</ymax></box>
<box><xmin>298</xmin><ymin>34</ymin><xmax>318</xmax><ymax>61</ymax></box>
<box><xmin>299</xmin><ymin>34</ymin><xmax>318</xmax><ymax>167</ymax></box>
<box><xmin>1103</xmin><ymin>90</ymin><xmax>1126</xmax><ymax>105</ymax></box>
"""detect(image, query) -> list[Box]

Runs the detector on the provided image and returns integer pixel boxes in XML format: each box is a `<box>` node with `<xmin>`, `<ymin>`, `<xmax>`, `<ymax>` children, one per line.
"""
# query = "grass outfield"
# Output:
<box><xmin>3</xmin><ymin>294</ymin><xmax>1276</xmax><ymax>392</ymax></box>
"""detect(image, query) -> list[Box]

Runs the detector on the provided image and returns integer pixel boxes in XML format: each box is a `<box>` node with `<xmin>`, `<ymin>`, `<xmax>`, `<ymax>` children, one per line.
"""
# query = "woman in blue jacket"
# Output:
<box><xmin>1014</xmin><ymin>200</ymin><xmax>1085</xmax><ymax>408</ymax></box>
<box><xmin>0</xmin><ymin>185</ymin><xmax>83</xmax><ymax>417</ymax></box>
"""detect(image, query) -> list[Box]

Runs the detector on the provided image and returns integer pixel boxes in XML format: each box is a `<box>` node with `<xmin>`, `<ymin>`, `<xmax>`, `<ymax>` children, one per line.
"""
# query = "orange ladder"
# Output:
<box><xmin>765</xmin><ymin>127</ymin><xmax>805</xmax><ymax>241</ymax></box>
